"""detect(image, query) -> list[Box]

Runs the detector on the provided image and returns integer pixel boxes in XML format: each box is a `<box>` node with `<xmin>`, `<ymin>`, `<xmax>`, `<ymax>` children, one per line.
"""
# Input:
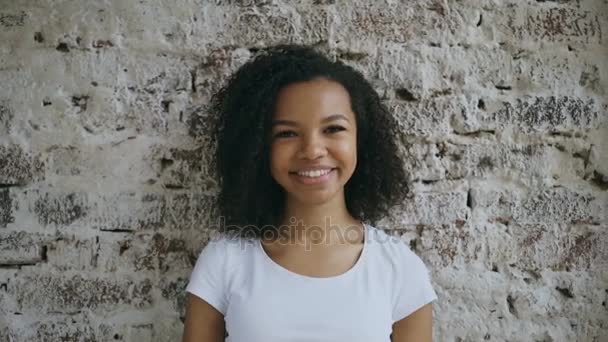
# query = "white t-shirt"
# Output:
<box><xmin>186</xmin><ymin>223</ymin><xmax>438</xmax><ymax>342</ymax></box>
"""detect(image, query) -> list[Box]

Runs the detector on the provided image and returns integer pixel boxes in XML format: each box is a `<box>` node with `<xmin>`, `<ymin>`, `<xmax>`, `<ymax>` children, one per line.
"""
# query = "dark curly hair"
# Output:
<box><xmin>210</xmin><ymin>44</ymin><xmax>409</xmax><ymax>239</ymax></box>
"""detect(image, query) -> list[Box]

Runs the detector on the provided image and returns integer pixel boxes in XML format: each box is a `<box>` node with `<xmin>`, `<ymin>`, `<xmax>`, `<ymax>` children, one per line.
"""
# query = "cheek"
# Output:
<box><xmin>334</xmin><ymin>138</ymin><xmax>357</xmax><ymax>164</ymax></box>
<box><xmin>269</xmin><ymin>143</ymin><xmax>290</xmax><ymax>171</ymax></box>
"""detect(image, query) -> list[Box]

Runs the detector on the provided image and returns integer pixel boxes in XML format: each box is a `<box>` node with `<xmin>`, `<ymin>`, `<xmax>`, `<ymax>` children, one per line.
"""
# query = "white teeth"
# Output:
<box><xmin>296</xmin><ymin>169</ymin><xmax>332</xmax><ymax>177</ymax></box>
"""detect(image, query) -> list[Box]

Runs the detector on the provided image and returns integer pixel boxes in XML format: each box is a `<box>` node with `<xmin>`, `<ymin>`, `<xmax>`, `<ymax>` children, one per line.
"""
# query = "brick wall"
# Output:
<box><xmin>0</xmin><ymin>0</ymin><xmax>606</xmax><ymax>341</ymax></box>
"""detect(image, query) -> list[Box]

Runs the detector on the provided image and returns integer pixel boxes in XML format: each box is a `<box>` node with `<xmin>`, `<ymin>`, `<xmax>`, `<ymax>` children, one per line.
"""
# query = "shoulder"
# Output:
<box><xmin>186</xmin><ymin>232</ymin><xmax>253</xmax><ymax>312</ymax></box>
<box><xmin>367</xmin><ymin>225</ymin><xmax>409</xmax><ymax>258</ymax></box>
<box><xmin>365</xmin><ymin>225</ymin><xmax>438</xmax><ymax>321</ymax></box>
<box><xmin>196</xmin><ymin>233</ymin><xmax>229</xmax><ymax>260</ymax></box>
<box><xmin>191</xmin><ymin>232</ymin><xmax>253</xmax><ymax>276</ymax></box>
<box><xmin>200</xmin><ymin>232</ymin><xmax>253</xmax><ymax>261</ymax></box>
<box><xmin>366</xmin><ymin>224</ymin><xmax>428</xmax><ymax>274</ymax></box>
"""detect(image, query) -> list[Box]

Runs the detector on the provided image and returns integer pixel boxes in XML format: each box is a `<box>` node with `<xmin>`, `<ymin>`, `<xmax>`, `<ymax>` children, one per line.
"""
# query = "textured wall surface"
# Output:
<box><xmin>1</xmin><ymin>0</ymin><xmax>607</xmax><ymax>341</ymax></box>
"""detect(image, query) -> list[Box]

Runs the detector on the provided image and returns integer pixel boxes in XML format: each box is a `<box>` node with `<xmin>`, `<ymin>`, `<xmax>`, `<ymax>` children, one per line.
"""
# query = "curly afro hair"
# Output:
<box><xmin>210</xmin><ymin>44</ymin><xmax>409</xmax><ymax>239</ymax></box>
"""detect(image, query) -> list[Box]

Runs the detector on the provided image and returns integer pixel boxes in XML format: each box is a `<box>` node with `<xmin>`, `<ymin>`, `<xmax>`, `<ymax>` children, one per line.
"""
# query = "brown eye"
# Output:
<box><xmin>274</xmin><ymin>131</ymin><xmax>296</xmax><ymax>138</ymax></box>
<box><xmin>326</xmin><ymin>125</ymin><xmax>345</xmax><ymax>133</ymax></box>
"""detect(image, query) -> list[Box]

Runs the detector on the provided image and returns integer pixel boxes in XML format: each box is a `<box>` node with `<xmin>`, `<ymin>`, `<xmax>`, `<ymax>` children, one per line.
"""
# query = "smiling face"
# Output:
<box><xmin>269</xmin><ymin>78</ymin><xmax>358</xmax><ymax>208</ymax></box>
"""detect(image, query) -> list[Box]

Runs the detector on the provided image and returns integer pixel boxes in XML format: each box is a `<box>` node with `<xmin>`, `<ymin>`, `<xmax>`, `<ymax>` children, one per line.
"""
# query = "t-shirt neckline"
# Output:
<box><xmin>257</xmin><ymin>223</ymin><xmax>369</xmax><ymax>281</ymax></box>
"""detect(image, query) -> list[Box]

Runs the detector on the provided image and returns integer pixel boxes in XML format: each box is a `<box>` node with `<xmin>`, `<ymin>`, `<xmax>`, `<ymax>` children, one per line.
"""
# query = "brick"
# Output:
<box><xmin>16</xmin><ymin>190</ymin><xmax>217</xmax><ymax>231</ymax></box>
<box><xmin>199</xmin><ymin>5</ymin><xmax>330</xmax><ymax>48</ymax></box>
<box><xmin>434</xmin><ymin>267</ymin><xmax>605</xmax><ymax>340</ymax></box>
<box><xmin>461</xmin><ymin>143</ymin><xmax>588</xmax><ymax>182</ymax></box>
<box><xmin>89</xmin><ymin>192</ymin><xmax>165</xmax><ymax>231</ymax></box>
<box><xmin>383</xmin><ymin>188</ymin><xmax>469</xmax><ymax>226</ymax></box>
<box><xmin>96</xmin><ymin>3</ymin><xmax>329</xmax><ymax>51</ymax></box>
<box><xmin>369</xmin><ymin>49</ymin><xmax>607</xmax><ymax>136</ymax></box>
<box><xmin>0</xmin><ymin>231</ymin><xmax>47</xmax><ymax>265</ymax></box>
<box><xmin>501</xmin><ymin>272</ymin><xmax>606</xmax><ymax>340</ymax></box>
<box><xmin>400</xmin><ymin>143</ymin><xmax>457</xmax><ymax>182</ymax></box>
<box><xmin>331</xmin><ymin>1</ymin><xmax>466</xmax><ymax>45</ymax></box>
<box><xmin>31</xmin><ymin>320</ymin><xmax>98</xmax><ymax>342</ymax></box>
<box><xmin>487</xmin><ymin>223</ymin><xmax>607</xmax><ymax>272</ymax></box>
<box><xmin>0</xmin><ymin>145</ymin><xmax>44</xmax><ymax>185</ymax></box>
<box><xmin>44</xmin><ymin>145</ymin><xmax>86</xmax><ymax>177</ymax></box>
<box><xmin>373</xmin><ymin>45</ymin><xmax>466</xmax><ymax>97</ymax></box>
<box><xmin>0</xmin><ymin>327</ymin><xmax>9</xmax><ymax>342</ymax></box>
<box><xmin>151</xmin><ymin>145</ymin><xmax>217</xmax><ymax>190</ymax></box>
<box><xmin>471</xmin><ymin>185</ymin><xmax>606</xmax><ymax>225</ymax></box>
<box><xmin>186</xmin><ymin>105</ymin><xmax>221</xmax><ymax>142</ymax></box>
<box><xmin>0</xmin><ymin>100</ymin><xmax>13</xmax><ymax>135</ymax></box>
<box><xmin>213</xmin><ymin>0</ymin><xmax>273</xmax><ymax>5</ymax></box>
<box><xmin>20</xmin><ymin>190</ymin><xmax>161</xmax><ymax>230</ymax></box>
<box><xmin>415</xmin><ymin>222</ymin><xmax>478</xmax><ymax>268</ymax></box>
<box><xmin>10</xmin><ymin>273</ymin><xmax>153</xmax><ymax>312</ymax></box>
<box><xmin>44</xmin><ymin>235</ymin><xmax>102</xmax><ymax>271</ymax></box>
<box><xmin>164</xmin><ymin>193</ymin><xmax>218</xmax><ymax>230</ymax></box>
<box><xmin>117</xmin><ymin>55</ymin><xmax>194</xmax><ymax>134</ymax></box>
<box><xmin>0</xmin><ymin>4</ymin><xmax>118</xmax><ymax>50</ymax></box>
<box><xmin>189</xmin><ymin>47</ymin><xmax>252</xmax><ymax>100</ymax></box>
<box><xmin>375</xmin><ymin>42</ymin><xmax>605</xmax><ymax>99</ymax></box>
<box><xmin>0</xmin><ymin>11</ymin><xmax>26</xmax><ymax>28</ymax></box>
<box><xmin>186</xmin><ymin>48</ymin><xmax>250</xmax><ymax>141</ymax></box>
<box><xmin>391</xmin><ymin>97</ymin><xmax>461</xmax><ymax>138</ymax></box>
<box><xmin>44</xmin><ymin>141</ymin><xmax>161</xmax><ymax>189</ymax></box>
<box><xmin>160</xmin><ymin>277</ymin><xmax>189</xmax><ymax>318</ymax></box>
<box><xmin>404</xmin><ymin>141</ymin><xmax>591</xmax><ymax>183</ymax></box>
<box><xmin>460</xmin><ymin>96</ymin><xmax>608</xmax><ymax>133</ymax></box>
<box><xmin>127</xmin><ymin>324</ymin><xmax>154</xmax><ymax>341</ymax></box>
<box><xmin>128</xmin><ymin>321</ymin><xmax>185</xmax><ymax>342</ymax></box>
<box><xmin>0</xmin><ymin>188</ymin><xmax>14</xmax><ymax>227</ymax></box>
<box><xmin>5</xmin><ymin>50</ymin><xmax>197</xmax><ymax>136</ymax></box>
<box><xmin>415</xmin><ymin>221</ymin><xmax>607</xmax><ymax>272</ymax></box>
<box><xmin>31</xmin><ymin>191</ymin><xmax>89</xmax><ymax>227</ymax></box>
<box><xmin>45</xmin><ymin>232</ymin><xmax>193</xmax><ymax>274</ymax></box>
<box><xmin>491</xmin><ymin>6</ymin><xmax>606</xmax><ymax>45</ymax></box>
<box><xmin>510</xmin><ymin>53</ymin><xmax>604</xmax><ymax>96</ymax></box>
<box><xmin>1</xmin><ymin>311</ymin><xmax>177</xmax><ymax>342</ymax></box>
<box><xmin>134</xmin><ymin>233</ymin><xmax>190</xmax><ymax>272</ymax></box>
<box><xmin>33</xmin><ymin>318</ymin><xmax>181</xmax><ymax>342</ymax></box>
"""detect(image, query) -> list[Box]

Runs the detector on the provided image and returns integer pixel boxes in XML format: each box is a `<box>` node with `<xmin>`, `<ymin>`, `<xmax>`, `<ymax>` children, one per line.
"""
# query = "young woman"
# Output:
<box><xmin>182</xmin><ymin>44</ymin><xmax>438</xmax><ymax>342</ymax></box>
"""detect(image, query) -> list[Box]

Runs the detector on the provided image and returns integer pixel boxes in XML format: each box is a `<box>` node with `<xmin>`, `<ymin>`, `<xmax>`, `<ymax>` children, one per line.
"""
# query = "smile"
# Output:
<box><xmin>290</xmin><ymin>168</ymin><xmax>336</xmax><ymax>185</ymax></box>
<box><xmin>296</xmin><ymin>169</ymin><xmax>332</xmax><ymax>177</ymax></box>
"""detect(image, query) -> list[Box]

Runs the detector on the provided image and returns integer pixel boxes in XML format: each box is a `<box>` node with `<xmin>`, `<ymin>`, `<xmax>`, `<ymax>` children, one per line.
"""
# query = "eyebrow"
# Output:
<box><xmin>271</xmin><ymin>114</ymin><xmax>349</xmax><ymax>127</ymax></box>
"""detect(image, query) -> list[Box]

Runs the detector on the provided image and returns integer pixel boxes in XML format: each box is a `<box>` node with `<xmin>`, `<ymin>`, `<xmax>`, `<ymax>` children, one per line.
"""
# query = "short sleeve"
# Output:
<box><xmin>186</xmin><ymin>236</ymin><xmax>229</xmax><ymax>315</ymax></box>
<box><xmin>391</xmin><ymin>244</ymin><xmax>438</xmax><ymax>322</ymax></box>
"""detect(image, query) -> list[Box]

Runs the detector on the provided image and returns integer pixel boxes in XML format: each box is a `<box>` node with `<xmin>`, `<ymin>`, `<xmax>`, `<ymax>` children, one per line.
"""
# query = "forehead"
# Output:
<box><xmin>273</xmin><ymin>78</ymin><xmax>354</xmax><ymax>122</ymax></box>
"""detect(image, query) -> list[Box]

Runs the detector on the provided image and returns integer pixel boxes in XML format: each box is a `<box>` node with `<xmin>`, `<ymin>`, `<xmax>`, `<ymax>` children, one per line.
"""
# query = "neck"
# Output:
<box><xmin>274</xmin><ymin>195</ymin><xmax>363</xmax><ymax>247</ymax></box>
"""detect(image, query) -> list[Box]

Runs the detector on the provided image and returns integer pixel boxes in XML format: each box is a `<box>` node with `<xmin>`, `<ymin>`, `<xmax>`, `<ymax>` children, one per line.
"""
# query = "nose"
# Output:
<box><xmin>297</xmin><ymin>132</ymin><xmax>327</xmax><ymax>160</ymax></box>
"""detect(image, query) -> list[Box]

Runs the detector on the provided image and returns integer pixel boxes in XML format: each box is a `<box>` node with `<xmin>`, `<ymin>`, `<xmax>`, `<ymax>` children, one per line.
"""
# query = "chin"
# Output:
<box><xmin>287</xmin><ymin>187</ymin><xmax>341</xmax><ymax>204</ymax></box>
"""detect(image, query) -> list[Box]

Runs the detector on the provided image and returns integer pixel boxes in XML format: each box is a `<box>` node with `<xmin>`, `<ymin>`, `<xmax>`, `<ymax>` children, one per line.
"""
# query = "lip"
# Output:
<box><xmin>290</xmin><ymin>168</ymin><xmax>336</xmax><ymax>185</ymax></box>
<box><xmin>290</xmin><ymin>166</ymin><xmax>336</xmax><ymax>173</ymax></box>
